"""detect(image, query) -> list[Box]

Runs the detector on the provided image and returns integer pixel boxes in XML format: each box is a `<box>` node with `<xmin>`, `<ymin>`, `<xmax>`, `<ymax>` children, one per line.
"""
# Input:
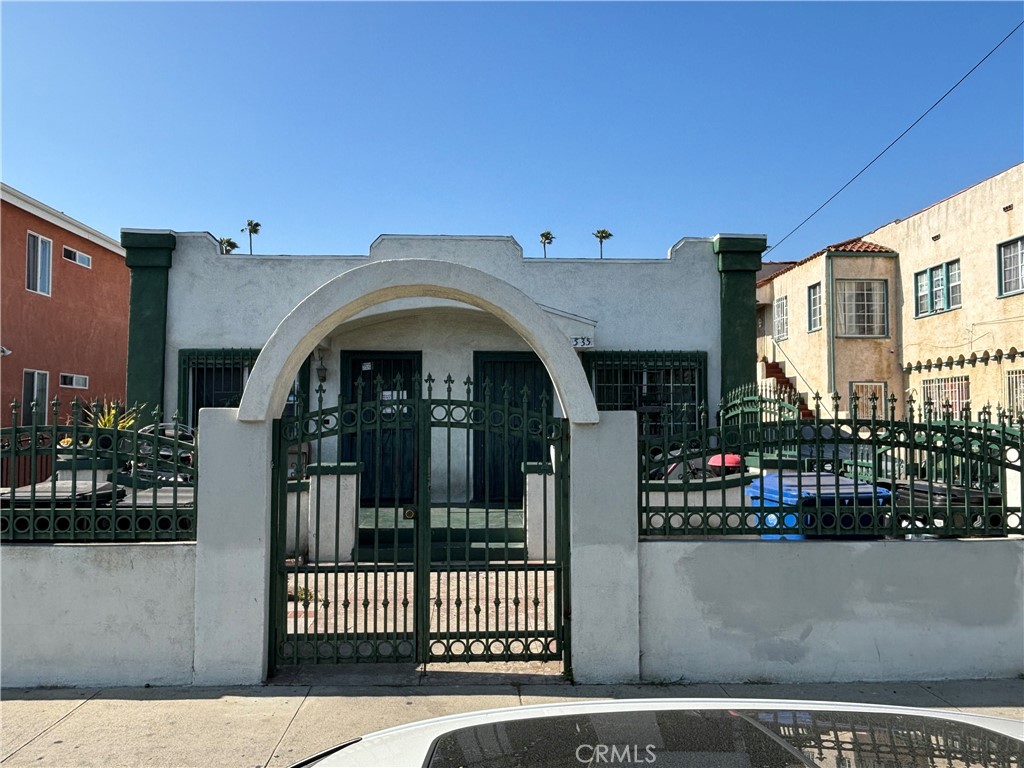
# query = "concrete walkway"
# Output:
<box><xmin>2</xmin><ymin>667</ymin><xmax>1021</xmax><ymax>767</ymax></box>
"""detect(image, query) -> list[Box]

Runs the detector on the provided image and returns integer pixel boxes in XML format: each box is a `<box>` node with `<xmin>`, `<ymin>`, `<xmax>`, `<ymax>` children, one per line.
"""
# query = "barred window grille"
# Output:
<box><xmin>178</xmin><ymin>349</ymin><xmax>309</xmax><ymax>427</ymax></box>
<box><xmin>1007</xmin><ymin>369</ymin><xmax>1024</xmax><ymax>417</ymax></box>
<box><xmin>849</xmin><ymin>381</ymin><xmax>886</xmax><ymax>412</ymax></box>
<box><xmin>178</xmin><ymin>349</ymin><xmax>261</xmax><ymax>427</ymax></box>
<box><xmin>921</xmin><ymin>375</ymin><xmax>971</xmax><ymax>414</ymax></box>
<box><xmin>583</xmin><ymin>350</ymin><xmax>707</xmax><ymax>435</ymax></box>
<box><xmin>835</xmin><ymin>279</ymin><xmax>887</xmax><ymax>336</ymax></box>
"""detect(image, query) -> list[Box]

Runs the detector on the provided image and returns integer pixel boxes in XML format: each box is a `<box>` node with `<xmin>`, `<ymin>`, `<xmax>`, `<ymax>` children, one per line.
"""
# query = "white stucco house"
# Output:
<box><xmin>125</xmin><ymin>232</ymin><xmax>761</xmax><ymax>435</ymax></box>
<box><xmin>3</xmin><ymin>224</ymin><xmax>1020</xmax><ymax>690</ymax></box>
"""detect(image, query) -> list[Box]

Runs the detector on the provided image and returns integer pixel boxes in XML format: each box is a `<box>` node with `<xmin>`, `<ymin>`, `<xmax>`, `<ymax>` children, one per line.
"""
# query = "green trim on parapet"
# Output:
<box><xmin>123</xmin><ymin>231</ymin><xmax>176</xmax><ymax>411</ymax></box>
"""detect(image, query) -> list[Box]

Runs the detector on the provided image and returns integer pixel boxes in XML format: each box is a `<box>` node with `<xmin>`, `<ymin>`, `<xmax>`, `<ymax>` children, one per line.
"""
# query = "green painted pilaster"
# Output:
<box><xmin>714</xmin><ymin>233</ymin><xmax>767</xmax><ymax>403</ymax></box>
<box><xmin>122</xmin><ymin>231</ymin><xmax>176</xmax><ymax>412</ymax></box>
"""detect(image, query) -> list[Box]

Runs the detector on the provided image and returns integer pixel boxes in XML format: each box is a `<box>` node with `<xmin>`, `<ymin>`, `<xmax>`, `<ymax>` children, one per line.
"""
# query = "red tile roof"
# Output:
<box><xmin>757</xmin><ymin>237</ymin><xmax>896</xmax><ymax>286</ymax></box>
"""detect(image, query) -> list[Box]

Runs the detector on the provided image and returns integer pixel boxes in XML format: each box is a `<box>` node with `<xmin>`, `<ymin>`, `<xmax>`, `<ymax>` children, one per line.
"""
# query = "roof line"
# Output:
<box><xmin>2</xmin><ymin>183</ymin><xmax>124</xmax><ymax>255</ymax></box>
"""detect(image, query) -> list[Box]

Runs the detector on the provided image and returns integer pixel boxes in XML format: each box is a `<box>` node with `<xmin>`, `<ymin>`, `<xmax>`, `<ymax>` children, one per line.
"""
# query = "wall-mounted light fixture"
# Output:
<box><xmin>315</xmin><ymin>351</ymin><xmax>328</xmax><ymax>384</ymax></box>
<box><xmin>931</xmin><ymin>234</ymin><xmax>941</xmax><ymax>242</ymax></box>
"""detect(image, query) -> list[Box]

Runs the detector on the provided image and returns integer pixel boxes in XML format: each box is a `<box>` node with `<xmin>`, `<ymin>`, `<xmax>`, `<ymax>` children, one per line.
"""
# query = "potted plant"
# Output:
<box><xmin>56</xmin><ymin>399</ymin><xmax>145</xmax><ymax>469</ymax></box>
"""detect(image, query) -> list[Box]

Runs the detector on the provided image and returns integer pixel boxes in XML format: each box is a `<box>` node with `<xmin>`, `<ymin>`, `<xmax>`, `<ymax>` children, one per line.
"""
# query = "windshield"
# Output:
<box><xmin>424</xmin><ymin>708</ymin><xmax>1023</xmax><ymax>768</ymax></box>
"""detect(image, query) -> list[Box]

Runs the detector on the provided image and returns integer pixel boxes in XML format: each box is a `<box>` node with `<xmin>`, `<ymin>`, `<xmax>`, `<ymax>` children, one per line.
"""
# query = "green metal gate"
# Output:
<box><xmin>269</xmin><ymin>373</ymin><xmax>570</xmax><ymax>671</ymax></box>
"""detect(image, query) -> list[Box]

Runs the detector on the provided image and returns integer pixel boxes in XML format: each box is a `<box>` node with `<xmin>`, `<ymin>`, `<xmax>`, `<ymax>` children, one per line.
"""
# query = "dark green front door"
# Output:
<box><xmin>340</xmin><ymin>351</ymin><xmax>422</xmax><ymax>504</ymax></box>
<box><xmin>472</xmin><ymin>352</ymin><xmax>554</xmax><ymax>503</ymax></box>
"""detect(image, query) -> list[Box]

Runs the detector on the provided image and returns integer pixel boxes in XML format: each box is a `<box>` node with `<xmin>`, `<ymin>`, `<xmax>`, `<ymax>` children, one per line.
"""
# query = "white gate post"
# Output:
<box><xmin>194</xmin><ymin>407</ymin><xmax>273</xmax><ymax>685</ymax></box>
<box><xmin>569</xmin><ymin>410</ymin><xmax>640</xmax><ymax>683</ymax></box>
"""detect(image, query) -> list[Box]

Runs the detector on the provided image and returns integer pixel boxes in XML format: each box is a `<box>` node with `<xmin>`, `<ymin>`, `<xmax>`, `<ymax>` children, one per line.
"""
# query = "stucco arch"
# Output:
<box><xmin>237</xmin><ymin>259</ymin><xmax>599</xmax><ymax>424</ymax></box>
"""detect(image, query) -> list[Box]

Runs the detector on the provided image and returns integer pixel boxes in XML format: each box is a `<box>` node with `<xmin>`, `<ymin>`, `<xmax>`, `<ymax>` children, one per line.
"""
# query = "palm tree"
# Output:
<box><xmin>593</xmin><ymin>229</ymin><xmax>613</xmax><ymax>259</ymax></box>
<box><xmin>241</xmin><ymin>219</ymin><xmax>262</xmax><ymax>254</ymax></box>
<box><xmin>539</xmin><ymin>231</ymin><xmax>555</xmax><ymax>259</ymax></box>
<box><xmin>219</xmin><ymin>237</ymin><xmax>239</xmax><ymax>254</ymax></box>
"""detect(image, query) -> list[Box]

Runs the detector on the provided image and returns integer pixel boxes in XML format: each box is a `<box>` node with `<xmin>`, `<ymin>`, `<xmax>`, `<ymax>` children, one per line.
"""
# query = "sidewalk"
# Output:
<box><xmin>2</xmin><ymin>666</ymin><xmax>1022</xmax><ymax>768</ymax></box>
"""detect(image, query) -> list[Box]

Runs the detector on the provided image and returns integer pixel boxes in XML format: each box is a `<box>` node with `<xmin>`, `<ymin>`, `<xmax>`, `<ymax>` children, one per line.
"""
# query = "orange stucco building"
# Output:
<box><xmin>1</xmin><ymin>184</ymin><xmax>129</xmax><ymax>426</ymax></box>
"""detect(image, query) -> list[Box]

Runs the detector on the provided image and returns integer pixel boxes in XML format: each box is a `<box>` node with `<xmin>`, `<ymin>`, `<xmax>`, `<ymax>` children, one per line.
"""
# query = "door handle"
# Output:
<box><xmin>403</xmin><ymin>506</ymin><xmax>416</xmax><ymax>520</ymax></box>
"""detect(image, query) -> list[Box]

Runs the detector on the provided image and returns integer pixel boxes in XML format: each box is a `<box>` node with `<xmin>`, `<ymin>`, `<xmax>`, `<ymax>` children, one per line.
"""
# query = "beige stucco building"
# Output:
<box><xmin>756</xmin><ymin>163</ymin><xmax>1023</xmax><ymax>419</ymax></box>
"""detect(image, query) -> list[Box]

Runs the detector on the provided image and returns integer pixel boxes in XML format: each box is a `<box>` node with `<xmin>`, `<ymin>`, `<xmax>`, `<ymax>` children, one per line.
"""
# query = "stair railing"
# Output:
<box><xmin>768</xmin><ymin>339</ymin><xmax>833</xmax><ymax>419</ymax></box>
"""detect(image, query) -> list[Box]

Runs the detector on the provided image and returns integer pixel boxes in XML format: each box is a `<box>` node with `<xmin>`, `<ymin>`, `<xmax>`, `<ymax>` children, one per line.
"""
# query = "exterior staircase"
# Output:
<box><xmin>762</xmin><ymin>361</ymin><xmax>814</xmax><ymax>419</ymax></box>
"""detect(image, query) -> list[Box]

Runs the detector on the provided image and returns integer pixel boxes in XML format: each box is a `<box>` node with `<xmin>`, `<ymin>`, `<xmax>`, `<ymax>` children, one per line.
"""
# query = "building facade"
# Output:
<box><xmin>756</xmin><ymin>164</ymin><xmax>1023</xmax><ymax>418</ymax></box>
<box><xmin>1</xmin><ymin>184</ymin><xmax>129</xmax><ymax>424</ymax></box>
<box><xmin>126</xmin><ymin>230</ymin><xmax>763</xmax><ymax>441</ymax></box>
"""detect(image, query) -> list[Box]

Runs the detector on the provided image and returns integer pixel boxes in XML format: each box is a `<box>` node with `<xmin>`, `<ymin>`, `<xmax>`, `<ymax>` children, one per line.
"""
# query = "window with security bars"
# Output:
<box><xmin>773</xmin><ymin>296</ymin><xmax>788</xmax><ymax>340</ymax></box>
<box><xmin>583</xmin><ymin>351</ymin><xmax>707</xmax><ymax>435</ymax></box>
<box><xmin>835</xmin><ymin>279</ymin><xmax>887</xmax><ymax>337</ymax></box>
<box><xmin>848</xmin><ymin>381</ymin><xmax>886</xmax><ymax>413</ymax></box>
<box><xmin>999</xmin><ymin>237</ymin><xmax>1022</xmax><ymax>296</ymax></box>
<box><xmin>178</xmin><ymin>349</ymin><xmax>308</xmax><ymax>427</ymax></box>
<box><xmin>921</xmin><ymin>375</ymin><xmax>971</xmax><ymax>415</ymax></box>
<box><xmin>1007</xmin><ymin>369</ymin><xmax>1024</xmax><ymax>417</ymax></box>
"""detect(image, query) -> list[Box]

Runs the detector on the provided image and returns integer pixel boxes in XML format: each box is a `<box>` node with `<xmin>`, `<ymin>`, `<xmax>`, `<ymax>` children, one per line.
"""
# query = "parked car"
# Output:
<box><xmin>747</xmin><ymin>471</ymin><xmax>892</xmax><ymax>539</ymax></box>
<box><xmin>290</xmin><ymin>698</ymin><xmax>1022</xmax><ymax>767</ymax></box>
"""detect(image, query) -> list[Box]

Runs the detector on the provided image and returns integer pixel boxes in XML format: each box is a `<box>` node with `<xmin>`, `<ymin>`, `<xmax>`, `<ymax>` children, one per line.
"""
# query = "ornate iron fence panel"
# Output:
<box><xmin>641</xmin><ymin>393</ymin><xmax>1023</xmax><ymax>539</ymax></box>
<box><xmin>1</xmin><ymin>398</ymin><xmax>197</xmax><ymax>542</ymax></box>
<box><xmin>270</xmin><ymin>374</ymin><xmax>569</xmax><ymax>671</ymax></box>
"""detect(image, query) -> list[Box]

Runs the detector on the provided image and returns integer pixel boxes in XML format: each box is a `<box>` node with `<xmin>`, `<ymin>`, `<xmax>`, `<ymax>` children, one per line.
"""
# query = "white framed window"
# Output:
<box><xmin>921</xmin><ymin>375</ymin><xmax>971</xmax><ymax>415</ymax></box>
<box><xmin>21</xmin><ymin>370</ymin><xmax>49</xmax><ymax>425</ymax></box>
<box><xmin>999</xmin><ymin>237</ymin><xmax>1022</xmax><ymax>296</ymax></box>
<box><xmin>807</xmin><ymin>283</ymin><xmax>821</xmax><ymax>332</ymax></box>
<box><xmin>849</xmin><ymin>381</ymin><xmax>887</xmax><ymax>413</ymax></box>
<box><xmin>948</xmin><ymin>259</ymin><xmax>961</xmax><ymax>308</ymax></box>
<box><xmin>26</xmin><ymin>231</ymin><xmax>52</xmax><ymax>295</ymax></box>
<box><xmin>59</xmin><ymin>373</ymin><xmax>89</xmax><ymax>389</ymax></box>
<box><xmin>773</xmin><ymin>296</ymin><xmax>788</xmax><ymax>341</ymax></box>
<box><xmin>62</xmin><ymin>246</ymin><xmax>92</xmax><ymax>268</ymax></box>
<box><xmin>914</xmin><ymin>259</ymin><xmax>961</xmax><ymax>316</ymax></box>
<box><xmin>835</xmin><ymin>279</ymin><xmax>887</xmax><ymax>337</ymax></box>
<box><xmin>1007</xmin><ymin>369</ymin><xmax>1024</xmax><ymax>417</ymax></box>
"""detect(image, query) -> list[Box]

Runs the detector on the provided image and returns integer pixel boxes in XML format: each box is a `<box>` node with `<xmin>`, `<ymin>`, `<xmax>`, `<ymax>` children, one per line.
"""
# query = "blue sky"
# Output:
<box><xmin>3</xmin><ymin>2</ymin><xmax>1022</xmax><ymax>262</ymax></box>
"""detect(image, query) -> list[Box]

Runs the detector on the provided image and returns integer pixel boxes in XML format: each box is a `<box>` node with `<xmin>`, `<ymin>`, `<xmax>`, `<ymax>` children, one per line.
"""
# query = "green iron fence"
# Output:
<box><xmin>1</xmin><ymin>398</ymin><xmax>197</xmax><ymax>542</ymax></box>
<box><xmin>270</xmin><ymin>373</ymin><xmax>569</xmax><ymax>669</ymax></box>
<box><xmin>640</xmin><ymin>391</ymin><xmax>1023</xmax><ymax>539</ymax></box>
<box><xmin>719</xmin><ymin>381</ymin><xmax>805</xmax><ymax>425</ymax></box>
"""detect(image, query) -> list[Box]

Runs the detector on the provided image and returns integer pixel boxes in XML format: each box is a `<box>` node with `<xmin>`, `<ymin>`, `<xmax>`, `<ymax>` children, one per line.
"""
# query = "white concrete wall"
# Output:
<box><xmin>569</xmin><ymin>411</ymin><xmax>640</xmax><ymax>683</ymax></box>
<box><xmin>639</xmin><ymin>539</ymin><xmax>1024</xmax><ymax>683</ymax></box>
<box><xmin>161</xmin><ymin>233</ymin><xmax>724</xmax><ymax>417</ymax></box>
<box><xmin>194</xmin><ymin>408</ymin><xmax>272</xmax><ymax>685</ymax></box>
<box><xmin>0</xmin><ymin>543</ymin><xmax>195</xmax><ymax>687</ymax></box>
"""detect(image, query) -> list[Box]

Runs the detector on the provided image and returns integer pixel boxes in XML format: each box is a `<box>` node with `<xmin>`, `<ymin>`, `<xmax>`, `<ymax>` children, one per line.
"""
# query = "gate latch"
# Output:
<box><xmin>403</xmin><ymin>506</ymin><xmax>416</xmax><ymax>520</ymax></box>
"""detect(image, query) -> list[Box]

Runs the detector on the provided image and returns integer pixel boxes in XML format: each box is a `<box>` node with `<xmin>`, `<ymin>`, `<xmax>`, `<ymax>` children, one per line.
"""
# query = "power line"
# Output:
<box><xmin>765</xmin><ymin>19</ymin><xmax>1024</xmax><ymax>257</ymax></box>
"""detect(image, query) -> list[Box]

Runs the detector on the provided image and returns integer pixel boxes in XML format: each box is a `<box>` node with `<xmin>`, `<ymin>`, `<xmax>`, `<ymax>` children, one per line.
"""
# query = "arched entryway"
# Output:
<box><xmin>238</xmin><ymin>260</ymin><xmax>598</xmax><ymax>673</ymax></box>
